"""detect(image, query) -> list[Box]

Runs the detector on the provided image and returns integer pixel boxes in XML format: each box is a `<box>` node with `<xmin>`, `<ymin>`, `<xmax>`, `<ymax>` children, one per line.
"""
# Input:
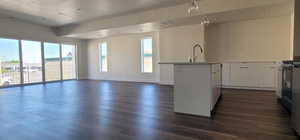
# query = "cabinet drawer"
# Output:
<box><xmin>227</xmin><ymin>62</ymin><xmax>278</xmax><ymax>88</ymax></box>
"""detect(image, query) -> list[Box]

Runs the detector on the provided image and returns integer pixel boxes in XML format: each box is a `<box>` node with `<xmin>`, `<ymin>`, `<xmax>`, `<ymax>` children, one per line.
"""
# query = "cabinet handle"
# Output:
<box><xmin>240</xmin><ymin>67</ymin><xmax>248</xmax><ymax>69</ymax></box>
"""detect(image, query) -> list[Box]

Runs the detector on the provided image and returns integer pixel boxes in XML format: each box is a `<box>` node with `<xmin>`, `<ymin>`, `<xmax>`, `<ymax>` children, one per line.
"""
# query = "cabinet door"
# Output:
<box><xmin>222</xmin><ymin>63</ymin><xmax>231</xmax><ymax>86</ymax></box>
<box><xmin>228</xmin><ymin>62</ymin><xmax>277</xmax><ymax>88</ymax></box>
<box><xmin>211</xmin><ymin>64</ymin><xmax>221</xmax><ymax>109</ymax></box>
<box><xmin>247</xmin><ymin>63</ymin><xmax>262</xmax><ymax>87</ymax></box>
<box><xmin>259</xmin><ymin>63</ymin><xmax>277</xmax><ymax>88</ymax></box>
<box><xmin>230</xmin><ymin>63</ymin><xmax>251</xmax><ymax>87</ymax></box>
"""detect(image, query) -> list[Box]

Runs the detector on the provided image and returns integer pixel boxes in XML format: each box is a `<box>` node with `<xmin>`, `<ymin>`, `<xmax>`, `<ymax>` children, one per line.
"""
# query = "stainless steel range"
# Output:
<box><xmin>292</xmin><ymin>61</ymin><xmax>300</xmax><ymax>135</ymax></box>
<box><xmin>281</xmin><ymin>61</ymin><xmax>293</xmax><ymax>112</ymax></box>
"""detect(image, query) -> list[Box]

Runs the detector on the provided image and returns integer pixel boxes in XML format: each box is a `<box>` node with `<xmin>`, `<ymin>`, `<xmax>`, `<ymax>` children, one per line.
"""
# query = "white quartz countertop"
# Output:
<box><xmin>158</xmin><ymin>62</ymin><xmax>220</xmax><ymax>65</ymax></box>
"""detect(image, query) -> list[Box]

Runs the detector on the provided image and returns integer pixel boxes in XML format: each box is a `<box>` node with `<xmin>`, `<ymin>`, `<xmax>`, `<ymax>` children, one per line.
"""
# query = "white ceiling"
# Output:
<box><xmin>0</xmin><ymin>0</ymin><xmax>188</xmax><ymax>26</ymax></box>
<box><xmin>66</xmin><ymin>2</ymin><xmax>293</xmax><ymax>39</ymax></box>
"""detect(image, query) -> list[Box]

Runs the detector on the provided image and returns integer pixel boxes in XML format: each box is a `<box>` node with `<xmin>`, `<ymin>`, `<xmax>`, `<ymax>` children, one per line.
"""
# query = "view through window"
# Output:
<box><xmin>0</xmin><ymin>38</ymin><xmax>21</xmax><ymax>86</ymax></box>
<box><xmin>99</xmin><ymin>42</ymin><xmax>108</xmax><ymax>72</ymax></box>
<box><xmin>62</xmin><ymin>44</ymin><xmax>76</xmax><ymax>80</ymax></box>
<box><xmin>141</xmin><ymin>38</ymin><xmax>153</xmax><ymax>73</ymax></box>
<box><xmin>44</xmin><ymin>42</ymin><xmax>61</xmax><ymax>81</ymax></box>
<box><xmin>22</xmin><ymin>40</ymin><xmax>43</xmax><ymax>84</ymax></box>
<box><xmin>0</xmin><ymin>37</ymin><xmax>77</xmax><ymax>87</ymax></box>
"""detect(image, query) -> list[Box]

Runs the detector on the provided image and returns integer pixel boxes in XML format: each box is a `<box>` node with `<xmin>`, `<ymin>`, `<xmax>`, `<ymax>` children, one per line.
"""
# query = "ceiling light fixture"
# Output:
<box><xmin>200</xmin><ymin>16</ymin><xmax>210</xmax><ymax>25</ymax></box>
<box><xmin>188</xmin><ymin>0</ymin><xmax>200</xmax><ymax>15</ymax></box>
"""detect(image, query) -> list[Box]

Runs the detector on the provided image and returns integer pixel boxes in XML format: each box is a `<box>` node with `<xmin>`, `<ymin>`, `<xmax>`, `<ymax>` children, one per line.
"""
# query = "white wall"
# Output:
<box><xmin>86</xmin><ymin>32</ymin><xmax>160</xmax><ymax>83</ymax></box>
<box><xmin>205</xmin><ymin>16</ymin><xmax>292</xmax><ymax>62</ymax></box>
<box><xmin>84</xmin><ymin>16</ymin><xmax>293</xmax><ymax>84</ymax></box>
<box><xmin>159</xmin><ymin>24</ymin><xmax>205</xmax><ymax>84</ymax></box>
<box><xmin>0</xmin><ymin>17</ymin><xmax>87</xmax><ymax>79</ymax></box>
<box><xmin>85</xmin><ymin>24</ymin><xmax>206</xmax><ymax>84</ymax></box>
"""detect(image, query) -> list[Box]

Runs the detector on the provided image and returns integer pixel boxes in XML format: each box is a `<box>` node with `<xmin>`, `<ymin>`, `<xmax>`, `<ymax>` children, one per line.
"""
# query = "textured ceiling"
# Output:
<box><xmin>0</xmin><ymin>0</ymin><xmax>189</xmax><ymax>26</ymax></box>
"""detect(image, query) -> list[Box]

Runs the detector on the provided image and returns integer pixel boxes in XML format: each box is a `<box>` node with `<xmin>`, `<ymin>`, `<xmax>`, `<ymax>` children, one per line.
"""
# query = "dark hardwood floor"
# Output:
<box><xmin>0</xmin><ymin>80</ymin><xmax>298</xmax><ymax>140</ymax></box>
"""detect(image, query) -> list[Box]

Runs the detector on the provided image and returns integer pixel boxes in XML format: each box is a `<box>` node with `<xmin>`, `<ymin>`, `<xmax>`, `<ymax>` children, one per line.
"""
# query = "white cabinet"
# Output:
<box><xmin>211</xmin><ymin>64</ymin><xmax>221</xmax><ymax>109</ymax></box>
<box><xmin>222</xmin><ymin>63</ymin><xmax>231</xmax><ymax>86</ymax></box>
<box><xmin>259</xmin><ymin>63</ymin><xmax>277</xmax><ymax>88</ymax></box>
<box><xmin>222</xmin><ymin>62</ymin><xmax>279</xmax><ymax>90</ymax></box>
<box><xmin>173</xmin><ymin>63</ymin><xmax>222</xmax><ymax>117</ymax></box>
<box><xmin>230</xmin><ymin>63</ymin><xmax>256</xmax><ymax>87</ymax></box>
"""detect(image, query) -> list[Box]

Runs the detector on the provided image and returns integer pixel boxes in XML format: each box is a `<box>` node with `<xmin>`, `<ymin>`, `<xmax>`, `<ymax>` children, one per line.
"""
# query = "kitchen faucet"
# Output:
<box><xmin>191</xmin><ymin>44</ymin><xmax>204</xmax><ymax>63</ymax></box>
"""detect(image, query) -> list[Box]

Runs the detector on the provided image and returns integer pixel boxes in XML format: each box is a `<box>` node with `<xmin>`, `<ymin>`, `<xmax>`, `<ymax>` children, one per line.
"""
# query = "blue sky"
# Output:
<box><xmin>44</xmin><ymin>42</ymin><xmax>60</xmax><ymax>58</ymax></box>
<box><xmin>0</xmin><ymin>38</ymin><xmax>74</xmax><ymax>63</ymax></box>
<box><xmin>0</xmin><ymin>38</ymin><xmax>19</xmax><ymax>61</ymax></box>
<box><xmin>143</xmin><ymin>38</ymin><xmax>152</xmax><ymax>55</ymax></box>
<box><xmin>100</xmin><ymin>42</ymin><xmax>107</xmax><ymax>56</ymax></box>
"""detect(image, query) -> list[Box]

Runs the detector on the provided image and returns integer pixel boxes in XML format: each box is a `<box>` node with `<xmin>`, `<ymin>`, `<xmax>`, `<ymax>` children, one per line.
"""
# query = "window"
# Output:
<box><xmin>44</xmin><ymin>42</ymin><xmax>61</xmax><ymax>81</ymax></box>
<box><xmin>0</xmin><ymin>37</ymin><xmax>78</xmax><ymax>87</ymax></box>
<box><xmin>141</xmin><ymin>38</ymin><xmax>153</xmax><ymax>73</ymax></box>
<box><xmin>61</xmin><ymin>44</ymin><xmax>76</xmax><ymax>80</ymax></box>
<box><xmin>0</xmin><ymin>38</ymin><xmax>21</xmax><ymax>86</ymax></box>
<box><xmin>99</xmin><ymin>42</ymin><xmax>108</xmax><ymax>72</ymax></box>
<box><xmin>22</xmin><ymin>40</ymin><xmax>43</xmax><ymax>84</ymax></box>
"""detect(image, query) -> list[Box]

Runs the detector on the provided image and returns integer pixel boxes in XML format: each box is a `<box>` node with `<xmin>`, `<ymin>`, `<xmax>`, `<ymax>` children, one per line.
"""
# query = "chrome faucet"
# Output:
<box><xmin>191</xmin><ymin>44</ymin><xmax>203</xmax><ymax>63</ymax></box>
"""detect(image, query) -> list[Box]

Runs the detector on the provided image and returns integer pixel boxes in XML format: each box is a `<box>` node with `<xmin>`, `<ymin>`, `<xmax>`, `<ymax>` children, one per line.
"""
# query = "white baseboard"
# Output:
<box><xmin>87</xmin><ymin>77</ymin><xmax>158</xmax><ymax>84</ymax></box>
<box><xmin>84</xmin><ymin>77</ymin><xmax>176</xmax><ymax>85</ymax></box>
<box><xmin>222</xmin><ymin>85</ymin><xmax>276</xmax><ymax>91</ymax></box>
<box><xmin>159</xmin><ymin>81</ymin><xmax>174</xmax><ymax>85</ymax></box>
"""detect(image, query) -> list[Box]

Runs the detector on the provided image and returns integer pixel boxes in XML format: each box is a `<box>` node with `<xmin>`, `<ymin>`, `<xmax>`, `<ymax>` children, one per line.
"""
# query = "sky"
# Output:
<box><xmin>0</xmin><ymin>38</ymin><xmax>74</xmax><ymax>63</ymax></box>
<box><xmin>143</xmin><ymin>38</ymin><xmax>152</xmax><ymax>55</ymax></box>
<box><xmin>100</xmin><ymin>42</ymin><xmax>107</xmax><ymax>56</ymax></box>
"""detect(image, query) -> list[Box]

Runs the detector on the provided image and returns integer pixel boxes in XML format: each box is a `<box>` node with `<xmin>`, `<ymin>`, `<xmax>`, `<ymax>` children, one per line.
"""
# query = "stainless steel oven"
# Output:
<box><xmin>292</xmin><ymin>61</ymin><xmax>300</xmax><ymax>135</ymax></box>
<box><xmin>281</xmin><ymin>61</ymin><xmax>293</xmax><ymax>112</ymax></box>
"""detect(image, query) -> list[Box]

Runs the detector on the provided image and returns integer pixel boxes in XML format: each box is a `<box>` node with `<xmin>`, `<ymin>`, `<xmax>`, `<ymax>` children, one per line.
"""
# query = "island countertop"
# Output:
<box><xmin>158</xmin><ymin>62</ymin><xmax>220</xmax><ymax>65</ymax></box>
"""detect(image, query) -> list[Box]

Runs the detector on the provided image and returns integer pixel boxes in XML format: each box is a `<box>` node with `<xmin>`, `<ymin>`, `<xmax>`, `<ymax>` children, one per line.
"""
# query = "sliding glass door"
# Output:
<box><xmin>0</xmin><ymin>38</ymin><xmax>21</xmax><ymax>87</ymax></box>
<box><xmin>0</xmin><ymin>38</ymin><xmax>77</xmax><ymax>87</ymax></box>
<box><xmin>62</xmin><ymin>44</ymin><xmax>76</xmax><ymax>80</ymax></box>
<box><xmin>44</xmin><ymin>42</ymin><xmax>61</xmax><ymax>81</ymax></box>
<box><xmin>22</xmin><ymin>40</ymin><xmax>42</xmax><ymax>84</ymax></box>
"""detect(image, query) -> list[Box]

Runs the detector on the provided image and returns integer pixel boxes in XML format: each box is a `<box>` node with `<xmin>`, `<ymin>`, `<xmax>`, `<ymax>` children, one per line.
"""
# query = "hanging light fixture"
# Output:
<box><xmin>188</xmin><ymin>0</ymin><xmax>200</xmax><ymax>15</ymax></box>
<box><xmin>200</xmin><ymin>16</ymin><xmax>210</xmax><ymax>25</ymax></box>
<box><xmin>187</xmin><ymin>0</ymin><xmax>211</xmax><ymax>25</ymax></box>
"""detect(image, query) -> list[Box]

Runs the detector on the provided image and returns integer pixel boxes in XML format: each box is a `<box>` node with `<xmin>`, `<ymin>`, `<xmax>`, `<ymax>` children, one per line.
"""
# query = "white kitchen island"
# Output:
<box><xmin>159</xmin><ymin>62</ymin><xmax>222</xmax><ymax>118</ymax></box>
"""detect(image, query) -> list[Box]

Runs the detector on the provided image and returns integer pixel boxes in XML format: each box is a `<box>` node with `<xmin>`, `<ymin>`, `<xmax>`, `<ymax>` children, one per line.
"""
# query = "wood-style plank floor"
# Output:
<box><xmin>0</xmin><ymin>80</ymin><xmax>298</xmax><ymax>140</ymax></box>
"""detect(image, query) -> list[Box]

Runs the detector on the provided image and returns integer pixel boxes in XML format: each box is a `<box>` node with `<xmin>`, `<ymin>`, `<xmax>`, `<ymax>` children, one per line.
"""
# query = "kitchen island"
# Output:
<box><xmin>159</xmin><ymin>62</ymin><xmax>222</xmax><ymax>117</ymax></box>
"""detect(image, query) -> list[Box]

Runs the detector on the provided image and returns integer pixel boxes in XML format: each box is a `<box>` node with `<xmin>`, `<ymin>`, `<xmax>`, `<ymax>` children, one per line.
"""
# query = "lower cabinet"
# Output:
<box><xmin>211</xmin><ymin>64</ymin><xmax>222</xmax><ymax>110</ymax></box>
<box><xmin>222</xmin><ymin>62</ymin><xmax>279</xmax><ymax>90</ymax></box>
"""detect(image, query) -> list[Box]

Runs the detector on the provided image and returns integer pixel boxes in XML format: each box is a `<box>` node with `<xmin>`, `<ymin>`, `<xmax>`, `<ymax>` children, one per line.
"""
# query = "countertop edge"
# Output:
<box><xmin>158</xmin><ymin>62</ymin><xmax>220</xmax><ymax>65</ymax></box>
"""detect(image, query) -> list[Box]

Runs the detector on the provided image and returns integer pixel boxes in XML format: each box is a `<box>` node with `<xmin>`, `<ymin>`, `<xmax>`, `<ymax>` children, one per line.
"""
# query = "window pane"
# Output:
<box><xmin>99</xmin><ymin>43</ymin><xmax>108</xmax><ymax>72</ymax></box>
<box><xmin>22</xmin><ymin>40</ymin><xmax>42</xmax><ymax>83</ymax></box>
<box><xmin>141</xmin><ymin>38</ymin><xmax>153</xmax><ymax>73</ymax></box>
<box><xmin>62</xmin><ymin>44</ymin><xmax>76</xmax><ymax>80</ymax></box>
<box><xmin>0</xmin><ymin>38</ymin><xmax>20</xmax><ymax>86</ymax></box>
<box><xmin>44</xmin><ymin>42</ymin><xmax>61</xmax><ymax>81</ymax></box>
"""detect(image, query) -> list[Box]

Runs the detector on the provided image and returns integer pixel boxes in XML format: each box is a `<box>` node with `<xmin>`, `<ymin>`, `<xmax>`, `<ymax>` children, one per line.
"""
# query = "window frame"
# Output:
<box><xmin>43</xmin><ymin>42</ymin><xmax>62</xmax><ymax>82</ymax></box>
<box><xmin>21</xmin><ymin>39</ymin><xmax>43</xmax><ymax>84</ymax></box>
<box><xmin>140</xmin><ymin>37</ymin><xmax>153</xmax><ymax>73</ymax></box>
<box><xmin>0</xmin><ymin>36</ymin><xmax>78</xmax><ymax>89</ymax></box>
<box><xmin>98</xmin><ymin>42</ymin><xmax>108</xmax><ymax>72</ymax></box>
<box><xmin>61</xmin><ymin>43</ymin><xmax>77</xmax><ymax>80</ymax></box>
<box><xmin>0</xmin><ymin>38</ymin><xmax>22</xmax><ymax>87</ymax></box>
